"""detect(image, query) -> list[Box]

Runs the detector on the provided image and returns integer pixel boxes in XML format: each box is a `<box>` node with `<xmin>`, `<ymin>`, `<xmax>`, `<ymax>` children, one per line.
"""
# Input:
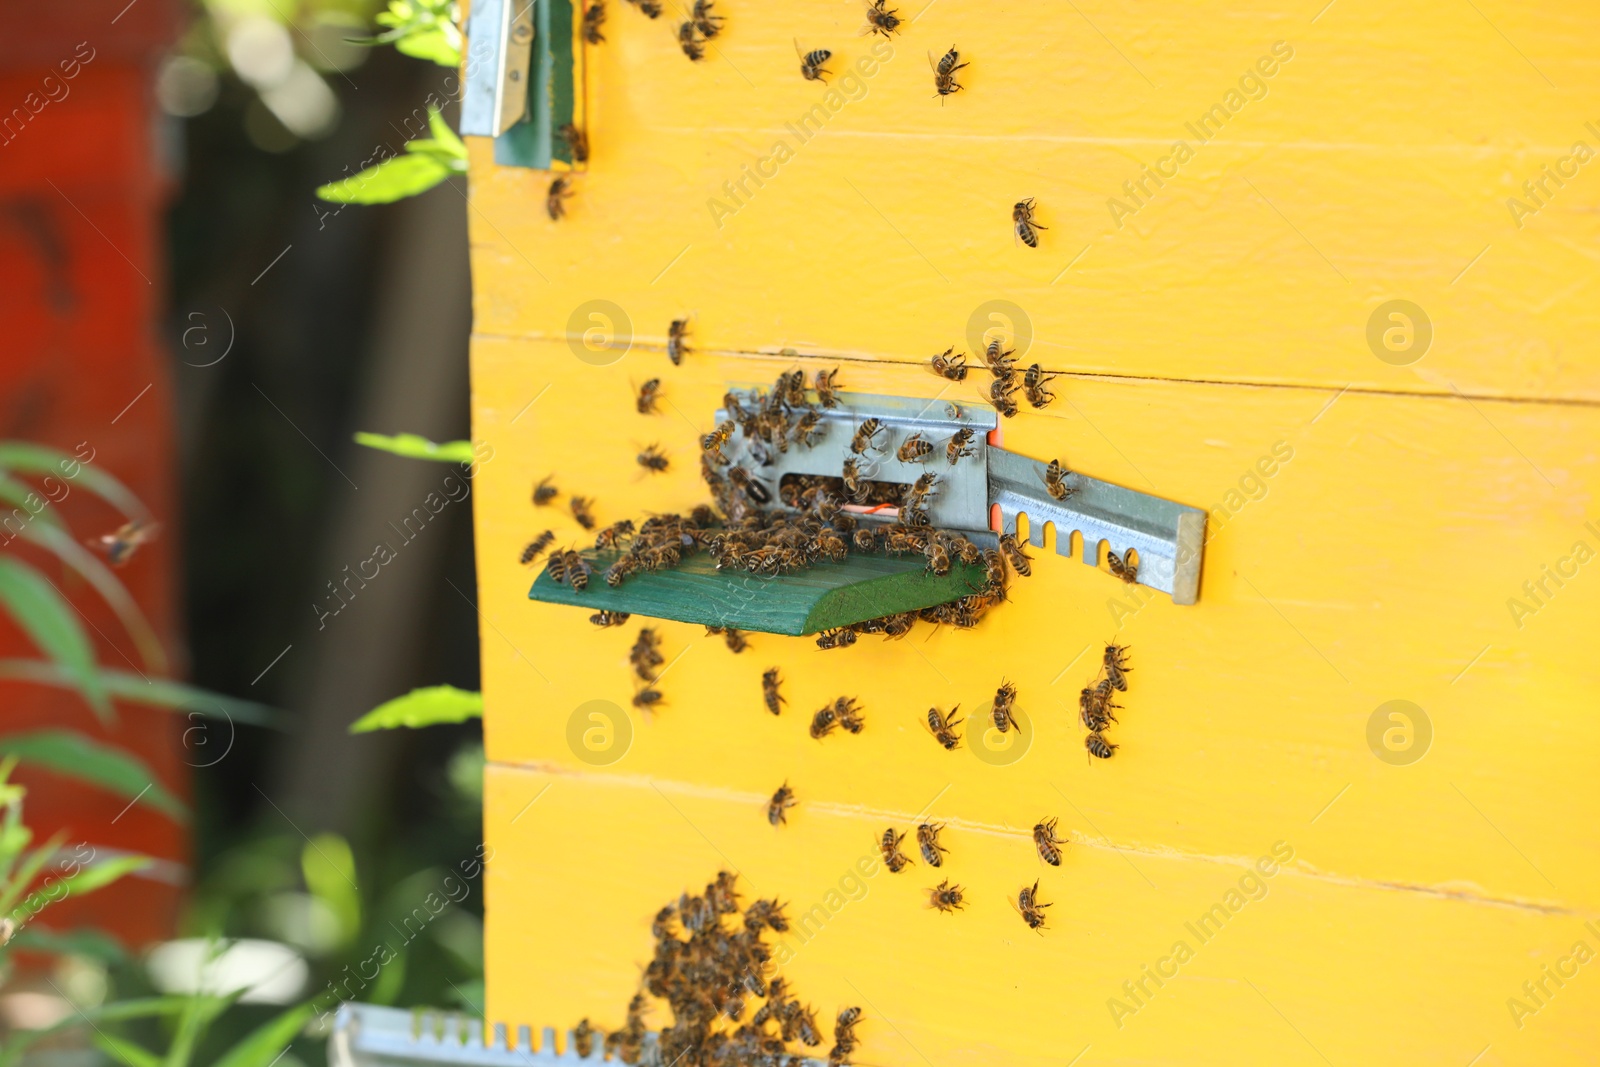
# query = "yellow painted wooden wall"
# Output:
<box><xmin>466</xmin><ymin>2</ymin><xmax>1600</xmax><ymax>1063</ymax></box>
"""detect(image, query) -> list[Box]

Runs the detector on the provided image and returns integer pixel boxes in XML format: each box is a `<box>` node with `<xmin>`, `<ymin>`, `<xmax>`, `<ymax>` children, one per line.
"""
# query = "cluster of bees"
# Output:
<box><xmin>876</xmin><ymin>816</ymin><xmax>1062</xmax><ymax>929</ymax></box>
<box><xmin>928</xmin><ymin>338</ymin><xmax>1060</xmax><ymax>420</ymax></box>
<box><xmin>547</xmin><ymin>0</ymin><xmax>1049</xmax><ymax>246</ymax></box>
<box><xmin>1079</xmin><ymin>642</ymin><xmax>1132</xmax><ymax>759</ymax></box>
<box><xmin>584</xmin><ymin>871</ymin><xmax>863</xmax><ymax>1066</ymax></box>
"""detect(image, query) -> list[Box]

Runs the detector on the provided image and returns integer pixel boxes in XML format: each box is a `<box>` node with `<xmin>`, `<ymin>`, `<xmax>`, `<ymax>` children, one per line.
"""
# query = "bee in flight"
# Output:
<box><xmin>547</xmin><ymin>175</ymin><xmax>574</xmax><ymax>220</ymax></box>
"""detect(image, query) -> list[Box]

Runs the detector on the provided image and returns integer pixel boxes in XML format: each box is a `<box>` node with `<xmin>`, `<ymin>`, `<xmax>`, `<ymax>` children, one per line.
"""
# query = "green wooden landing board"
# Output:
<box><xmin>528</xmin><ymin>551</ymin><xmax>987</xmax><ymax>636</ymax></box>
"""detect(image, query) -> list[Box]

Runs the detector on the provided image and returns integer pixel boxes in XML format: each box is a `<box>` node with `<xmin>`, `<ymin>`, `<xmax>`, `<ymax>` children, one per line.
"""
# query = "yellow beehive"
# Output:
<box><xmin>468</xmin><ymin>2</ymin><xmax>1600</xmax><ymax>1063</ymax></box>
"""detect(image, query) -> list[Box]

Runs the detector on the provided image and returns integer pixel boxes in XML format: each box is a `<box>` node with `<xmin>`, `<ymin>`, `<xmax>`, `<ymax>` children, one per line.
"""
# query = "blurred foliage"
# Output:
<box><xmin>350</xmin><ymin>431</ymin><xmax>475</xmax><ymax>464</ymax></box>
<box><xmin>348</xmin><ymin>685</ymin><xmax>482</xmax><ymax>733</ymax></box>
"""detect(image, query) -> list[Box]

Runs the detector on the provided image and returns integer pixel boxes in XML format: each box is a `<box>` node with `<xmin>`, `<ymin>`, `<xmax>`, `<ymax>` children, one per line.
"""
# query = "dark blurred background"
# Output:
<box><xmin>2</xmin><ymin>0</ymin><xmax>487</xmax><ymax>1058</ymax></box>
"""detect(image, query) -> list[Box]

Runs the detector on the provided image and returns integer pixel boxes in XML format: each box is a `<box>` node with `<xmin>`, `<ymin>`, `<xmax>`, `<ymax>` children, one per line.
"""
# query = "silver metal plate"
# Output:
<box><xmin>460</xmin><ymin>0</ymin><xmax>533</xmax><ymax>137</ymax></box>
<box><xmin>988</xmin><ymin>448</ymin><xmax>1205</xmax><ymax>605</ymax></box>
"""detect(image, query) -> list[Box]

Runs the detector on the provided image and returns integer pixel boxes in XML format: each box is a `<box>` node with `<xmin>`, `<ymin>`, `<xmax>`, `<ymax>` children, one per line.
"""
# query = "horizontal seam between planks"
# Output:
<box><xmin>470</xmin><ymin>330</ymin><xmax>1600</xmax><ymax>411</ymax></box>
<box><xmin>490</xmin><ymin>760</ymin><xmax>1594</xmax><ymax>919</ymax></box>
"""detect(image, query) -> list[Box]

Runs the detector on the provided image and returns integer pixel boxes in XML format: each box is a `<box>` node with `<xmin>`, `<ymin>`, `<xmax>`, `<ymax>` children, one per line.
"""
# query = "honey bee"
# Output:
<box><xmin>1033</xmin><ymin>817</ymin><xmax>1064</xmax><ymax>866</ymax></box>
<box><xmin>87</xmin><ymin>519</ymin><xmax>157</xmax><ymax>567</ymax></box>
<box><xmin>864</xmin><ymin>0</ymin><xmax>901</xmax><ymax>36</ymax></box>
<box><xmin>917</xmin><ymin>822</ymin><xmax>949</xmax><ymax>868</ymax></box>
<box><xmin>1104</xmin><ymin>642</ymin><xmax>1132</xmax><ymax>690</ymax></box>
<box><xmin>880</xmin><ymin>828</ymin><xmax>912</xmax><ymax>872</ymax></box>
<box><xmin>831</xmin><ymin>696</ymin><xmax>864</xmax><ymax>733</ymax></box>
<box><xmin>1042</xmin><ymin>458</ymin><xmax>1074</xmax><ymax>501</ymax></box>
<box><xmin>563</xmin><ymin>550</ymin><xmax>591</xmax><ymax>590</ymax></box>
<box><xmin>761</xmin><ymin>668</ymin><xmax>785</xmax><ymax>714</ymax></box>
<box><xmin>925</xmin><ymin>706</ymin><xmax>963</xmax><ymax>751</ymax></box>
<box><xmin>992</xmin><ymin>681</ymin><xmax>1018</xmax><ymax>732</ymax></box>
<box><xmin>604</xmin><ymin>556</ymin><xmax>639</xmax><ymax>587</ymax></box>
<box><xmin>923</xmin><ymin>536</ymin><xmax>951</xmax><ymax>577</ymax></box>
<box><xmin>636</xmin><ymin>444</ymin><xmax>669</xmax><ymax>473</ymax></box>
<box><xmin>1016</xmin><ymin>879</ymin><xmax>1052</xmax><ymax>931</ymax></box>
<box><xmin>589</xmin><ymin>610</ymin><xmax>630</xmax><ymax>627</ymax></box>
<box><xmin>582</xmin><ymin>0</ymin><xmax>606</xmax><ymax>44</ymax></box>
<box><xmin>988</xmin><ymin>373</ymin><xmax>1021</xmax><ymax>418</ymax></box>
<box><xmin>744</xmin><ymin>897</ymin><xmax>789</xmax><ymax>932</ymax></box>
<box><xmin>809</xmin><ymin>705</ymin><xmax>838</xmax><ymax>739</ymax></box>
<box><xmin>547</xmin><ymin>175</ymin><xmax>574</xmax><ymax>220</ymax></box>
<box><xmin>570</xmin><ymin>496</ymin><xmax>597</xmax><ymax>530</ymax></box>
<box><xmin>883</xmin><ymin>525</ymin><xmax>928</xmax><ymax>555</ymax></box>
<box><xmin>998</xmin><ymin>532</ymin><xmax>1032</xmax><ymax>577</ymax></box>
<box><xmin>573</xmin><ymin>1019</ymin><xmax>597</xmax><ymax>1058</ymax></box>
<box><xmin>1085</xmin><ymin>732</ymin><xmax>1118</xmax><ymax>760</ymax></box>
<box><xmin>767</xmin><ymin>781</ymin><xmax>796</xmax><ymax>825</ymax></box>
<box><xmin>841</xmin><ymin>457</ymin><xmax>868</xmax><ymax>502</ymax></box>
<box><xmin>721</xmin><ymin>628</ymin><xmax>749</xmax><ymax>653</ymax></box>
<box><xmin>983</xmin><ymin>338</ymin><xmax>1017</xmax><ymax>377</ymax></box>
<box><xmin>636</xmin><ymin>378</ymin><xmax>663</xmax><ymax>414</ymax></box>
<box><xmin>668</xmin><ymin>318</ymin><xmax>691</xmax><ymax>365</ymax></box>
<box><xmin>1024</xmin><ymin>363</ymin><xmax>1059</xmax><ymax>409</ymax></box>
<box><xmin>1079</xmin><ymin>684</ymin><xmax>1118</xmax><ymax>732</ymax></box>
<box><xmin>798</xmin><ymin>43</ymin><xmax>832</xmax><ymax>81</ymax></box>
<box><xmin>778</xmin><ymin>368</ymin><xmax>808</xmax><ymax>407</ymax></box>
<box><xmin>849</xmin><ymin>418</ymin><xmax>885</xmax><ymax>455</ymax></box>
<box><xmin>816</xmin><ymin>628</ymin><xmax>857</xmax><ymax>650</ymax></box>
<box><xmin>559</xmin><ymin>123</ymin><xmax>588</xmax><ymax>164</ymax></box>
<box><xmin>1107</xmin><ymin>549</ymin><xmax>1139</xmax><ymax>584</ymax></box>
<box><xmin>930</xmin><ymin>346</ymin><xmax>968</xmax><ymax>381</ymax></box>
<box><xmin>815</xmin><ymin>368</ymin><xmax>842</xmax><ymax>408</ymax></box>
<box><xmin>928</xmin><ymin>879</ymin><xmax>965</xmax><ymax>912</ymax></box>
<box><xmin>633</xmin><ymin>686</ymin><xmax>663</xmax><ymax>710</ymax></box>
<box><xmin>691</xmin><ymin>0</ymin><xmax>722</xmax><ymax>38</ymax></box>
<box><xmin>795</xmin><ymin>1006</ymin><xmax>823</xmax><ymax>1046</ymax></box>
<box><xmin>702</xmin><ymin>420</ymin><xmax>735</xmax><ymax>451</ymax></box>
<box><xmin>727</xmin><ymin>465</ymin><xmax>772</xmax><ymax>505</ymax></box>
<box><xmin>630</xmin><ymin>627</ymin><xmax>664</xmax><ymax>679</ymax></box>
<box><xmin>896</xmin><ymin>432</ymin><xmax>933</xmax><ymax>463</ymax></box>
<box><xmin>930</xmin><ymin>46</ymin><xmax>967</xmax><ymax>101</ymax></box>
<box><xmin>1013</xmin><ymin>197</ymin><xmax>1047</xmax><ymax>247</ymax></box>
<box><xmin>904</xmin><ymin>471</ymin><xmax>938</xmax><ymax>512</ymax></box>
<box><xmin>678</xmin><ymin>21</ymin><xmax>706</xmax><ymax>60</ymax></box>
<box><xmin>981</xmin><ymin>548</ymin><xmax>1007</xmax><ymax>593</ymax></box>
<box><xmin>519</xmin><ymin>529</ymin><xmax>556</xmax><ymax>564</ymax></box>
<box><xmin>533</xmin><ymin>475</ymin><xmax>559</xmax><ymax>505</ymax></box>
<box><xmin>946</xmin><ymin>428</ymin><xmax>975</xmax><ymax>464</ymax></box>
<box><xmin>633</xmin><ymin>0</ymin><xmax>662</xmax><ymax>15</ymax></box>
<box><xmin>544</xmin><ymin>551</ymin><xmax>568</xmax><ymax>584</ymax></box>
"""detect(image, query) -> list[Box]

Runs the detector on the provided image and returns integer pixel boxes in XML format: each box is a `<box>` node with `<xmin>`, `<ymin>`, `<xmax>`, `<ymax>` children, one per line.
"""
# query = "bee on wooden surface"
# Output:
<box><xmin>533</xmin><ymin>475</ymin><xmax>559</xmax><ymax>505</ymax></box>
<box><xmin>678</xmin><ymin>21</ymin><xmax>706</xmax><ymax>60</ymax></box>
<box><xmin>559</xmin><ymin>123</ymin><xmax>588</xmax><ymax>164</ymax></box>
<box><xmin>691</xmin><ymin>0</ymin><xmax>723</xmax><ymax>38</ymax></box>
<box><xmin>851</xmin><ymin>527</ymin><xmax>879</xmax><ymax>553</ymax></box>
<box><xmin>794</xmin><ymin>410</ymin><xmax>825</xmax><ymax>448</ymax></box>
<box><xmin>930</xmin><ymin>46</ymin><xmax>967</xmax><ymax>101</ymax></box>
<box><xmin>547</xmin><ymin>175</ymin><xmax>574</xmax><ymax>220</ymax></box>
<box><xmin>1085</xmin><ymin>731</ymin><xmax>1118</xmax><ymax>760</ymax></box>
<box><xmin>702</xmin><ymin>420</ymin><xmax>735</xmax><ymax>452</ymax></box>
<box><xmin>720</xmin><ymin>627</ymin><xmax>749</xmax><ymax>653</ymax></box>
<box><xmin>881</xmin><ymin>612</ymin><xmax>915</xmax><ymax>637</ymax></box>
<box><xmin>917</xmin><ymin>821</ymin><xmax>949</xmax><ymax>866</ymax></box>
<box><xmin>636</xmin><ymin>378</ymin><xmax>663</xmax><ymax>414</ymax></box>
<box><xmin>992</xmin><ymin>681</ymin><xmax>1018</xmax><ymax>732</ymax></box>
<box><xmin>797</xmin><ymin>42</ymin><xmax>833</xmax><ymax>82</ymax></box>
<box><xmin>1041</xmin><ymin>458</ymin><xmax>1074</xmax><ymax>501</ymax></box>
<box><xmin>814</xmin><ymin>527</ymin><xmax>848</xmax><ymax>562</ymax></box>
<box><xmin>896</xmin><ymin>432</ymin><xmax>933</xmax><ymax>463</ymax></box>
<box><xmin>633</xmin><ymin>686</ymin><xmax>663</xmax><ymax>710</ymax></box>
<box><xmin>1024</xmin><ymin>363</ymin><xmax>1059</xmax><ymax>409</ymax></box>
<box><xmin>814</xmin><ymin>368</ymin><xmax>842</xmax><ymax>408</ymax></box>
<box><xmin>778</xmin><ymin>368</ymin><xmax>808</xmax><ymax>408</ymax></box>
<box><xmin>946</xmin><ymin>427</ymin><xmax>975</xmax><ymax>464</ymax></box>
<box><xmin>930</xmin><ymin>346</ymin><xmax>968</xmax><ymax>381</ymax></box>
<box><xmin>837</xmin><ymin>1006</ymin><xmax>863</xmax><ymax>1030</ymax></box>
<box><xmin>519</xmin><ymin>529</ymin><xmax>556</xmax><ymax>564</ymax></box>
<box><xmin>582</xmin><ymin>0</ymin><xmax>606</xmax><ymax>44</ymax></box>
<box><xmin>832</xmin><ymin>696</ymin><xmax>864</xmax><ymax>733</ymax></box>
<box><xmin>573</xmin><ymin>1019</ymin><xmax>597</xmax><ymax>1059</ymax></box>
<box><xmin>745</xmin><ymin>897</ymin><xmax>789</xmax><ymax>933</ymax></box>
<box><xmin>816</xmin><ymin>628</ymin><xmax>857</xmax><ymax>650</ymax></box>
<box><xmin>1013</xmin><ymin>197</ymin><xmax>1047</xmax><ymax>247</ymax></box>
<box><xmin>1079</xmin><ymin>685</ymin><xmax>1118</xmax><ymax>732</ymax></box>
<box><xmin>593</xmin><ymin>518</ymin><xmax>634</xmax><ymax>550</ymax></box>
<box><xmin>925</xmin><ymin>705</ymin><xmax>963</xmax><ymax>751</ymax></box>
<box><xmin>668</xmin><ymin>318</ymin><xmax>691</xmax><ymax>364</ymax></box>
<box><xmin>998</xmin><ymin>532</ymin><xmax>1032</xmax><ymax>577</ymax></box>
<box><xmin>864</xmin><ymin>0</ymin><xmax>901</xmax><ymax>36</ymax></box>
<box><xmin>988</xmin><ymin>373</ymin><xmax>1021</xmax><ymax>418</ymax></box>
<box><xmin>589</xmin><ymin>610</ymin><xmax>631</xmax><ymax>628</ymax></box>
<box><xmin>570</xmin><ymin>496</ymin><xmax>597</xmax><ymax>530</ymax></box>
<box><xmin>709</xmin><ymin>868</ymin><xmax>741</xmax><ymax>914</ymax></box>
<box><xmin>633</xmin><ymin>0</ymin><xmax>662</xmax><ymax>15</ymax></box>
<box><xmin>809</xmin><ymin>704</ymin><xmax>838</xmax><ymax>739</ymax></box>
<box><xmin>1016</xmin><ymin>879</ymin><xmax>1052</xmax><ymax>931</ymax></box>
<box><xmin>728</xmin><ymin>465</ymin><xmax>772</xmax><ymax>505</ymax></box>
<box><xmin>948</xmin><ymin>534</ymin><xmax>982</xmax><ymax>566</ymax></box>
<box><xmin>1107</xmin><ymin>549</ymin><xmax>1139</xmax><ymax>584</ymax></box>
<box><xmin>880</xmin><ymin>828</ymin><xmax>912</xmax><ymax>873</ymax></box>
<box><xmin>604</xmin><ymin>556</ymin><xmax>639</xmax><ymax>587</ymax></box>
<box><xmin>883</xmin><ymin>524</ymin><xmax>928</xmax><ymax>555</ymax></box>
<box><xmin>1104</xmin><ymin>641</ymin><xmax>1132</xmax><ymax>690</ymax></box>
<box><xmin>768</xmin><ymin>781</ymin><xmax>796</xmax><ymax>825</ymax></box>
<box><xmin>928</xmin><ymin>879</ymin><xmax>965</xmax><ymax>913</ymax></box>
<box><xmin>849</xmin><ymin>417</ymin><xmax>885</xmax><ymax>455</ymax></box>
<box><xmin>923</xmin><ymin>536</ymin><xmax>951</xmax><ymax>577</ymax></box>
<box><xmin>635</xmin><ymin>443</ymin><xmax>670</xmax><ymax>474</ymax></box>
<box><xmin>1033</xmin><ymin>817</ymin><xmax>1064</xmax><ymax>866</ymax></box>
<box><xmin>795</xmin><ymin>1006</ymin><xmax>823</xmax><ymax>1046</ymax></box>
<box><xmin>761</xmin><ymin>668</ymin><xmax>785</xmax><ymax>714</ymax></box>
<box><xmin>544</xmin><ymin>551</ymin><xmax>568</xmax><ymax>584</ymax></box>
<box><xmin>983</xmin><ymin>338</ymin><xmax>1017</xmax><ymax>377</ymax></box>
<box><xmin>553</xmin><ymin>549</ymin><xmax>589</xmax><ymax>590</ymax></box>
<box><xmin>981</xmin><ymin>548</ymin><xmax>1007</xmax><ymax>594</ymax></box>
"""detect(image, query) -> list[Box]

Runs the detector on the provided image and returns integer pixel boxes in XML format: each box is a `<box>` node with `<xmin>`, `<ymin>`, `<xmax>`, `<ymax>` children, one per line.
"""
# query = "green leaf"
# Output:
<box><xmin>0</xmin><ymin>558</ymin><xmax>109</xmax><ymax>721</ymax></box>
<box><xmin>0</xmin><ymin>829</ymin><xmax>69</xmax><ymax>917</ymax></box>
<box><xmin>210</xmin><ymin>1002</ymin><xmax>316</xmax><ymax>1067</ymax></box>
<box><xmin>8</xmin><ymin>924</ymin><xmax>127</xmax><ymax>963</ymax></box>
<box><xmin>0</xmin><ymin>443</ymin><xmax>147</xmax><ymax>521</ymax></box>
<box><xmin>316</xmin><ymin>153</ymin><xmax>455</xmax><ymax>204</ymax></box>
<box><xmin>92</xmin><ymin>1033</ymin><xmax>164</xmax><ymax>1067</ymax></box>
<box><xmin>0</xmin><ymin>660</ymin><xmax>278</xmax><ymax>727</ymax></box>
<box><xmin>0</xmin><ymin>474</ymin><xmax>64</xmax><ymax>530</ymax></box>
<box><xmin>0</xmin><ymin>996</ymin><xmax>189</xmax><ymax>1067</ymax></box>
<box><xmin>301</xmin><ymin>833</ymin><xmax>360</xmax><ymax>947</ymax></box>
<box><xmin>0</xmin><ymin>731</ymin><xmax>186</xmax><ymax>821</ymax></box>
<box><xmin>428</xmin><ymin>106</ymin><xmax>465</xmax><ymax>156</ymax></box>
<box><xmin>15</xmin><ymin>521</ymin><xmax>168</xmax><ymax>672</ymax></box>
<box><xmin>165</xmin><ymin>990</ymin><xmax>244</xmax><ymax>1067</ymax></box>
<box><xmin>394</xmin><ymin>27</ymin><xmax>461</xmax><ymax>66</ymax></box>
<box><xmin>352</xmin><ymin>432</ymin><xmax>476</xmax><ymax>464</ymax></box>
<box><xmin>4</xmin><ymin>851</ymin><xmax>147</xmax><ymax>929</ymax></box>
<box><xmin>349</xmin><ymin>685</ymin><xmax>482</xmax><ymax>733</ymax></box>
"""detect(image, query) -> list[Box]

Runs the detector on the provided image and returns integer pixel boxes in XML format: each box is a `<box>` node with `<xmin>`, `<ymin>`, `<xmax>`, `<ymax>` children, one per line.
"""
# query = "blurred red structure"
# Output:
<box><xmin>0</xmin><ymin>0</ymin><xmax>188</xmax><ymax>949</ymax></box>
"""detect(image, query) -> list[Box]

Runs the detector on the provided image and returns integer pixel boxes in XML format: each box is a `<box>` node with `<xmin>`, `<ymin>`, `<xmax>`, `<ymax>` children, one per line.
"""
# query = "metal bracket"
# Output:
<box><xmin>461</xmin><ymin>0</ymin><xmax>583</xmax><ymax>169</ymax></box>
<box><xmin>716</xmin><ymin>390</ymin><xmax>1205</xmax><ymax>604</ymax></box>
<box><xmin>462</xmin><ymin>0</ymin><xmax>533</xmax><ymax>137</ymax></box>
<box><xmin>330</xmin><ymin>1003</ymin><xmax>828</xmax><ymax>1067</ymax></box>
